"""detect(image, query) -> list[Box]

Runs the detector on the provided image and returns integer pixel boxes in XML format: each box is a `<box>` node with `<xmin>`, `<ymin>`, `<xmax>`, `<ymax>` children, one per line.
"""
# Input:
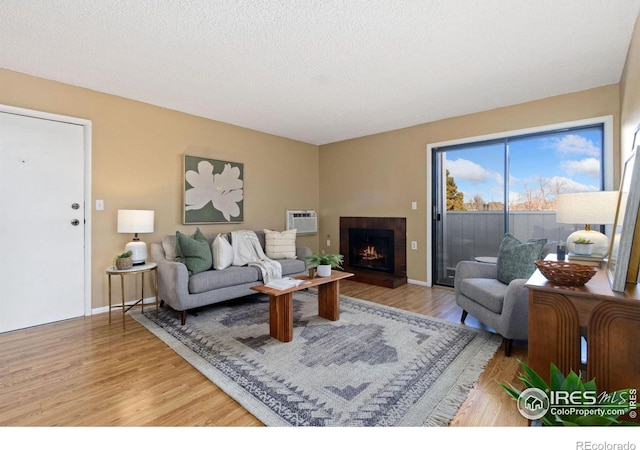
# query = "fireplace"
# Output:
<box><xmin>340</xmin><ymin>217</ymin><xmax>407</xmax><ymax>288</ymax></box>
<box><xmin>349</xmin><ymin>228</ymin><xmax>394</xmax><ymax>272</ymax></box>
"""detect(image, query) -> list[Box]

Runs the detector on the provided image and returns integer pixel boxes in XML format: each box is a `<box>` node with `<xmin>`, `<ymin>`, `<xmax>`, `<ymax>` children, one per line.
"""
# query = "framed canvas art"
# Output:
<box><xmin>607</xmin><ymin>140</ymin><xmax>640</xmax><ymax>291</ymax></box>
<box><xmin>183</xmin><ymin>154</ymin><xmax>244</xmax><ymax>224</ymax></box>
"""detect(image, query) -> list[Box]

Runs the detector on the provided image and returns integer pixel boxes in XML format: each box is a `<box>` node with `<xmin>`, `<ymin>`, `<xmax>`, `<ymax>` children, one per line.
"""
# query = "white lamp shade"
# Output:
<box><xmin>556</xmin><ymin>191</ymin><xmax>618</xmax><ymax>258</ymax></box>
<box><xmin>117</xmin><ymin>210</ymin><xmax>154</xmax><ymax>233</ymax></box>
<box><xmin>556</xmin><ymin>192</ymin><xmax>618</xmax><ymax>226</ymax></box>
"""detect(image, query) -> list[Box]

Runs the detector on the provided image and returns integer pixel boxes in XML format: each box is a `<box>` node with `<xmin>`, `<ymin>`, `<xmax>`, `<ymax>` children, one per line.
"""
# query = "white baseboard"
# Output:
<box><xmin>407</xmin><ymin>278</ymin><xmax>430</xmax><ymax>287</ymax></box>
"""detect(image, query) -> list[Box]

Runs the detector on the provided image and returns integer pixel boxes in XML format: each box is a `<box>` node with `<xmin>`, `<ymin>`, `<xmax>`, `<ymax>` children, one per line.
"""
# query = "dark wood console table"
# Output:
<box><xmin>526</xmin><ymin>261</ymin><xmax>640</xmax><ymax>420</ymax></box>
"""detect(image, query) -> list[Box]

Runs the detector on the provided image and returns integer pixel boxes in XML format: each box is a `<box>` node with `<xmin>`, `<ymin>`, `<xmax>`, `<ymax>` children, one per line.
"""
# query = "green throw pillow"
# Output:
<box><xmin>496</xmin><ymin>234</ymin><xmax>547</xmax><ymax>284</ymax></box>
<box><xmin>175</xmin><ymin>228</ymin><xmax>212</xmax><ymax>275</ymax></box>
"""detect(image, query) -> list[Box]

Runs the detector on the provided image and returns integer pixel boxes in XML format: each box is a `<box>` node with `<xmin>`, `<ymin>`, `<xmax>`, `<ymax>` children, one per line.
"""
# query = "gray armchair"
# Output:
<box><xmin>454</xmin><ymin>261</ymin><xmax>529</xmax><ymax>356</ymax></box>
<box><xmin>454</xmin><ymin>239</ymin><xmax>555</xmax><ymax>356</ymax></box>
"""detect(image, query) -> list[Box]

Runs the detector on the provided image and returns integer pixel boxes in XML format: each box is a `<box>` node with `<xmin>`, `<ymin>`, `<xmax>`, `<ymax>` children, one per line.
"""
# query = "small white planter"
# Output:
<box><xmin>317</xmin><ymin>265</ymin><xmax>332</xmax><ymax>277</ymax></box>
<box><xmin>574</xmin><ymin>243</ymin><xmax>593</xmax><ymax>255</ymax></box>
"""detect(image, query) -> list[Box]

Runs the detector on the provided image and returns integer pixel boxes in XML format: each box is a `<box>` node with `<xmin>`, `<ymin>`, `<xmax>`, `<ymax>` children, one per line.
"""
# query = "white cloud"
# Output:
<box><xmin>553</xmin><ymin>134</ymin><xmax>600</xmax><ymax>157</ymax></box>
<box><xmin>561</xmin><ymin>157</ymin><xmax>601</xmax><ymax>178</ymax></box>
<box><xmin>447</xmin><ymin>158</ymin><xmax>503</xmax><ymax>185</ymax></box>
<box><xmin>548</xmin><ymin>175</ymin><xmax>599</xmax><ymax>193</ymax></box>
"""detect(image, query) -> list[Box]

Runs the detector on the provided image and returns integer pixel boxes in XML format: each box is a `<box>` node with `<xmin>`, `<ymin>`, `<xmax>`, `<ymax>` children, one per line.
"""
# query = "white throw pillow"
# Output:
<box><xmin>212</xmin><ymin>233</ymin><xmax>234</xmax><ymax>269</ymax></box>
<box><xmin>264</xmin><ymin>229</ymin><xmax>297</xmax><ymax>259</ymax></box>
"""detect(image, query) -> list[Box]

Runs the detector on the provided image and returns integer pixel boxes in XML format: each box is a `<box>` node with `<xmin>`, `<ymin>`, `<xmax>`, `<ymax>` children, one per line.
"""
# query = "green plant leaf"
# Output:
<box><xmin>572</xmin><ymin>415</ymin><xmax>619</xmax><ymax>426</ymax></box>
<box><xmin>498</xmin><ymin>382</ymin><xmax>522</xmax><ymax>401</ymax></box>
<box><xmin>518</xmin><ymin>360</ymin><xmax>549</xmax><ymax>391</ymax></box>
<box><xmin>549</xmin><ymin>363</ymin><xmax>566</xmax><ymax>389</ymax></box>
<box><xmin>560</xmin><ymin>369</ymin><xmax>582</xmax><ymax>393</ymax></box>
<box><xmin>542</xmin><ymin>415</ymin><xmax>564</xmax><ymax>426</ymax></box>
<box><xmin>583</xmin><ymin>378</ymin><xmax>598</xmax><ymax>392</ymax></box>
<box><xmin>304</xmin><ymin>250</ymin><xmax>344</xmax><ymax>268</ymax></box>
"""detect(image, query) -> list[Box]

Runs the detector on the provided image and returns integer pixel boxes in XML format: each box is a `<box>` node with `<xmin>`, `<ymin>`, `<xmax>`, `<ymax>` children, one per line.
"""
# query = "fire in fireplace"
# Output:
<box><xmin>348</xmin><ymin>228</ymin><xmax>394</xmax><ymax>272</ymax></box>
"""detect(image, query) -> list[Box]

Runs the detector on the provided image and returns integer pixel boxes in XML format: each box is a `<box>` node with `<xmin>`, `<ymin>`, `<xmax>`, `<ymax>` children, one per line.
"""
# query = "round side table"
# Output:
<box><xmin>106</xmin><ymin>262</ymin><xmax>158</xmax><ymax>326</ymax></box>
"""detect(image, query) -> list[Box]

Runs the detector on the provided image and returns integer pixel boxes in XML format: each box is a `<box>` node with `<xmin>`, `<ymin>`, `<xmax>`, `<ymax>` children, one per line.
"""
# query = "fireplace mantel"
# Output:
<box><xmin>340</xmin><ymin>217</ymin><xmax>407</xmax><ymax>288</ymax></box>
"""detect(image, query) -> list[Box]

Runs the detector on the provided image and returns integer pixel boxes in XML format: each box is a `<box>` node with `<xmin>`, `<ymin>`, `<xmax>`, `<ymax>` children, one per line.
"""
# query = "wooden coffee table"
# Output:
<box><xmin>251</xmin><ymin>270</ymin><xmax>354</xmax><ymax>342</ymax></box>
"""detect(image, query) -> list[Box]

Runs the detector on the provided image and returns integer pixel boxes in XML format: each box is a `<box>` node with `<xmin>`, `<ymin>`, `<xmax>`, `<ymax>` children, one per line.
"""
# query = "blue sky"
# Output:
<box><xmin>445</xmin><ymin>128</ymin><xmax>603</xmax><ymax>206</ymax></box>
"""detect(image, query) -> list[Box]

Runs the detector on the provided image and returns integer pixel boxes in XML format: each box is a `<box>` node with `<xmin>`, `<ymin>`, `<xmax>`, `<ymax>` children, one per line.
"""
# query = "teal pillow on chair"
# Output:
<box><xmin>175</xmin><ymin>228</ymin><xmax>212</xmax><ymax>275</ymax></box>
<box><xmin>496</xmin><ymin>234</ymin><xmax>547</xmax><ymax>284</ymax></box>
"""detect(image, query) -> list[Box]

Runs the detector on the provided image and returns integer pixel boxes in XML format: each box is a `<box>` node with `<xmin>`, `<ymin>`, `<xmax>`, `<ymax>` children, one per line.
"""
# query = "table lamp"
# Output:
<box><xmin>117</xmin><ymin>209</ymin><xmax>154</xmax><ymax>265</ymax></box>
<box><xmin>555</xmin><ymin>191</ymin><xmax>618</xmax><ymax>258</ymax></box>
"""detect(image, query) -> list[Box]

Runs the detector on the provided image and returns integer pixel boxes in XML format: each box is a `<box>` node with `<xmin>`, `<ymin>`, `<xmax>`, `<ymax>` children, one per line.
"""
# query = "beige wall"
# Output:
<box><xmin>621</xmin><ymin>10</ymin><xmax>640</xmax><ymax>162</ymax></box>
<box><xmin>0</xmin><ymin>69</ymin><xmax>320</xmax><ymax>310</ymax></box>
<box><xmin>319</xmin><ymin>85</ymin><xmax>621</xmax><ymax>284</ymax></box>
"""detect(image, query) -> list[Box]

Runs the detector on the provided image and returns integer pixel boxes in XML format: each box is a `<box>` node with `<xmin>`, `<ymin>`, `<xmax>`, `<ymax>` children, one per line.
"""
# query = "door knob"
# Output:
<box><xmin>71</xmin><ymin>219</ymin><xmax>80</xmax><ymax>226</ymax></box>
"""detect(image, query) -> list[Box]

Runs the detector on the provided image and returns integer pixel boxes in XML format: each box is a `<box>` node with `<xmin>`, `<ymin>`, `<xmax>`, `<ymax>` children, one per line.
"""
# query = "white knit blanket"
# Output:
<box><xmin>231</xmin><ymin>230</ymin><xmax>282</xmax><ymax>283</ymax></box>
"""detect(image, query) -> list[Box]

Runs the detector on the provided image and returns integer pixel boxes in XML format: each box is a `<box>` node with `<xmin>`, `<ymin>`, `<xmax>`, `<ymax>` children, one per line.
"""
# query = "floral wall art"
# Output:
<box><xmin>183</xmin><ymin>154</ymin><xmax>244</xmax><ymax>224</ymax></box>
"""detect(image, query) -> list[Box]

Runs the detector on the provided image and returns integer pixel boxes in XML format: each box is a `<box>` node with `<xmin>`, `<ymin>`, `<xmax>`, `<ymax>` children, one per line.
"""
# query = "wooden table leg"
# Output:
<box><xmin>318</xmin><ymin>280</ymin><xmax>340</xmax><ymax>321</ymax></box>
<box><xmin>269</xmin><ymin>293</ymin><xmax>293</xmax><ymax>342</ymax></box>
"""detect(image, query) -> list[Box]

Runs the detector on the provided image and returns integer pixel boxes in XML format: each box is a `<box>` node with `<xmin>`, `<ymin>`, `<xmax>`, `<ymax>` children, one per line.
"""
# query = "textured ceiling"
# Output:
<box><xmin>1</xmin><ymin>1</ymin><xmax>639</xmax><ymax>145</ymax></box>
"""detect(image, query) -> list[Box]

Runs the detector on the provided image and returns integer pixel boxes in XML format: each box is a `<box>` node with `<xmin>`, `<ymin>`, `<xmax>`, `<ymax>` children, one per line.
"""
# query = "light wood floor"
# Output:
<box><xmin>0</xmin><ymin>280</ymin><xmax>529</xmax><ymax>426</ymax></box>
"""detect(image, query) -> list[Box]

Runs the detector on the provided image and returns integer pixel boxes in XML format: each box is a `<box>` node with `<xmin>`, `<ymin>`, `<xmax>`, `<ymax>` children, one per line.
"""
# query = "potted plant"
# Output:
<box><xmin>573</xmin><ymin>237</ymin><xmax>594</xmax><ymax>255</ymax></box>
<box><xmin>500</xmin><ymin>360</ymin><xmax>638</xmax><ymax>426</ymax></box>
<box><xmin>305</xmin><ymin>251</ymin><xmax>344</xmax><ymax>277</ymax></box>
<box><xmin>113</xmin><ymin>250</ymin><xmax>133</xmax><ymax>270</ymax></box>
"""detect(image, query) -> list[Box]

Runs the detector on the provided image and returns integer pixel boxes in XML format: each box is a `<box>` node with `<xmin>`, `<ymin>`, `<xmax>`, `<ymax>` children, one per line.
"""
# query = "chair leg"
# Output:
<box><xmin>504</xmin><ymin>338</ymin><xmax>513</xmax><ymax>357</ymax></box>
<box><xmin>181</xmin><ymin>310</ymin><xmax>187</xmax><ymax>326</ymax></box>
<box><xmin>460</xmin><ymin>310</ymin><xmax>468</xmax><ymax>324</ymax></box>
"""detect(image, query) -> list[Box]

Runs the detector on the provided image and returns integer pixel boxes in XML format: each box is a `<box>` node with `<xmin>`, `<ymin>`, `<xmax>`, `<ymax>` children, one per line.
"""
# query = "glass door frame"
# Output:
<box><xmin>425</xmin><ymin>116</ymin><xmax>614</xmax><ymax>287</ymax></box>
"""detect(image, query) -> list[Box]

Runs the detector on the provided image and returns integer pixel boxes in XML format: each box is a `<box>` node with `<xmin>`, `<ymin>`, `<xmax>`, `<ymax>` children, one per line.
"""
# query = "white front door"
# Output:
<box><xmin>0</xmin><ymin>111</ymin><xmax>86</xmax><ymax>333</ymax></box>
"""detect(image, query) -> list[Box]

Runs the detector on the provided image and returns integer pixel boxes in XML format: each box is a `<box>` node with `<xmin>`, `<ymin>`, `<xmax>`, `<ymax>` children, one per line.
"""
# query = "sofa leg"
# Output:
<box><xmin>504</xmin><ymin>338</ymin><xmax>513</xmax><ymax>357</ymax></box>
<box><xmin>159</xmin><ymin>299</ymin><xmax>165</xmax><ymax>307</ymax></box>
<box><xmin>460</xmin><ymin>310</ymin><xmax>468</xmax><ymax>324</ymax></box>
<box><xmin>181</xmin><ymin>311</ymin><xmax>187</xmax><ymax>326</ymax></box>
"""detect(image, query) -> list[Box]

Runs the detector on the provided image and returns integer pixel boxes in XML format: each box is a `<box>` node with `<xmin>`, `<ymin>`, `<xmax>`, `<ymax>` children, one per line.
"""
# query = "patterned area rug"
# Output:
<box><xmin>131</xmin><ymin>290</ymin><xmax>501</xmax><ymax>426</ymax></box>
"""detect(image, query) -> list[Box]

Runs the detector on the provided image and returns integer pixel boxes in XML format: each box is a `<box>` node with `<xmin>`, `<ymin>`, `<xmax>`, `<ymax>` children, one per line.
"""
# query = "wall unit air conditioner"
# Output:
<box><xmin>286</xmin><ymin>210</ymin><xmax>317</xmax><ymax>235</ymax></box>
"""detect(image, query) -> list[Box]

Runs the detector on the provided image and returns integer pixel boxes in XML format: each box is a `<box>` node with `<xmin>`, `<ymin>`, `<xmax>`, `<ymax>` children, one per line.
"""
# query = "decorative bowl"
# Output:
<box><xmin>534</xmin><ymin>260</ymin><xmax>597</xmax><ymax>286</ymax></box>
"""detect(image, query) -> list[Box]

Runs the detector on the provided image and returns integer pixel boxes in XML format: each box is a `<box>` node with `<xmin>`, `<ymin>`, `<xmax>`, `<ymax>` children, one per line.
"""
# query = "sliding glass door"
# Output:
<box><xmin>432</xmin><ymin>142</ymin><xmax>505</xmax><ymax>286</ymax></box>
<box><xmin>432</xmin><ymin>124</ymin><xmax>605</xmax><ymax>287</ymax></box>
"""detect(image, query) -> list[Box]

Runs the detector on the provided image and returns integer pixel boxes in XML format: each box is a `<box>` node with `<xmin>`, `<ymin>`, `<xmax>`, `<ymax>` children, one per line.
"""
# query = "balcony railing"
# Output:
<box><xmin>437</xmin><ymin>210</ymin><xmax>586</xmax><ymax>286</ymax></box>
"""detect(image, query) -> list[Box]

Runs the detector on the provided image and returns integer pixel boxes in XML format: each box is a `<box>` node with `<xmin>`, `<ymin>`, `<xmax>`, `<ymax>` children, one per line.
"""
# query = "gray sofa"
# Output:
<box><xmin>150</xmin><ymin>230</ymin><xmax>311</xmax><ymax>325</ymax></box>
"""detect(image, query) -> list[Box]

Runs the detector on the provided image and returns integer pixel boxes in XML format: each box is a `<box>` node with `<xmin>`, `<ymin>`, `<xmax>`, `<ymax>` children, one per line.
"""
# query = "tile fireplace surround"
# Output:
<box><xmin>339</xmin><ymin>216</ymin><xmax>407</xmax><ymax>288</ymax></box>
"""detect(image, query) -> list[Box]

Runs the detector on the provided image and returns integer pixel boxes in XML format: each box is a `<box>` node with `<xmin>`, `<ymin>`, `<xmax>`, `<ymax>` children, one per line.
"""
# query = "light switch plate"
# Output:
<box><xmin>96</xmin><ymin>200</ymin><xmax>104</xmax><ymax>210</ymax></box>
